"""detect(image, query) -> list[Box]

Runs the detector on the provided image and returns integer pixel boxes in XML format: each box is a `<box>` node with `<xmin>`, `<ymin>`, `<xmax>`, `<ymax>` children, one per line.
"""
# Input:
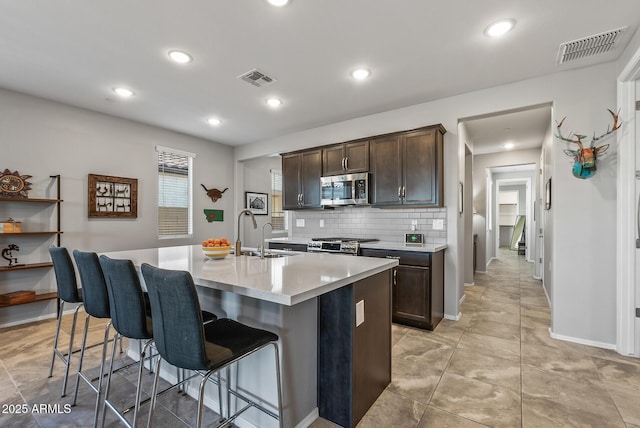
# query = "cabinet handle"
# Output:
<box><xmin>300</xmin><ymin>193</ymin><xmax>304</xmax><ymax>205</ymax></box>
<box><xmin>398</xmin><ymin>186</ymin><xmax>402</xmax><ymax>200</ymax></box>
<box><xmin>393</xmin><ymin>268</ymin><xmax>397</xmax><ymax>285</ymax></box>
<box><xmin>341</xmin><ymin>157</ymin><xmax>346</xmax><ymax>170</ymax></box>
<box><xmin>402</xmin><ymin>186</ymin><xmax>406</xmax><ymax>199</ymax></box>
<box><xmin>344</xmin><ymin>157</ymin><xmax>348</xmax><ymax>170</ymax></box>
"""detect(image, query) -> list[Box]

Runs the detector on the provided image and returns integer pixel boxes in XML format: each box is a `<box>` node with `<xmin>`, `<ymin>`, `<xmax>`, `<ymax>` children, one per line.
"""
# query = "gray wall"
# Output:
<box><xmin>0</xmin><ymin>88</ymin><xmax>234</xmax><ymax>326</ymax></box>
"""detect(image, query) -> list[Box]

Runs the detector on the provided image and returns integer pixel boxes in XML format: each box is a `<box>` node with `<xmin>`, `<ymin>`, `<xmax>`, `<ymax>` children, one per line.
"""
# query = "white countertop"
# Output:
<box><xmin>100</xmin><ymin>245</ymin><xmax>398</xmax><ymax>306</ymax></box>
<box><xmin>267</xmin><ymin>237</ymin><xmax>448</xmax><ymax>253</ymax></box>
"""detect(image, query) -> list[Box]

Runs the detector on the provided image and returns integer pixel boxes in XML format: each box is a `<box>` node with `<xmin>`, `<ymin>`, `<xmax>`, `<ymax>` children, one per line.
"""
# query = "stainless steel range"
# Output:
<box><xmin>307</xmin><ymin>237</ymin><xmax>379</xmax><ymax>255</ymax></box>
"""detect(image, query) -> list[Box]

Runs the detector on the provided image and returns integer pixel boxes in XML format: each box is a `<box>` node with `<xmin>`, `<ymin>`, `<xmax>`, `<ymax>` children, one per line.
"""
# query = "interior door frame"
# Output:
<box><xmin>495</xmin><ymin>177</ymin><xmax>532</xmax><ymax>262</ymax></box>
<box><xmin>616</xmin><ymin>46</ymin><xmax>640</xmax><ymax>357</ymax></box>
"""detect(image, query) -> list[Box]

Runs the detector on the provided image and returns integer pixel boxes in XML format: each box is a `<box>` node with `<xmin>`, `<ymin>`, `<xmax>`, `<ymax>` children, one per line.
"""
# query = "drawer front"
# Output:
<box><xmin>360</xmin><ymin>248</ymin><xmax>430</xmax><ymax>267</ymax></box>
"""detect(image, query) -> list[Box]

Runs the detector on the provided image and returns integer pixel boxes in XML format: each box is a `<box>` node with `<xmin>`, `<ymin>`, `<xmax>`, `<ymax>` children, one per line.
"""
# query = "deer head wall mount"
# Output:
<box><xmin>555</xmin><ymin>109</ymin><xmax>621</xmax><ymax>179</ymax></box>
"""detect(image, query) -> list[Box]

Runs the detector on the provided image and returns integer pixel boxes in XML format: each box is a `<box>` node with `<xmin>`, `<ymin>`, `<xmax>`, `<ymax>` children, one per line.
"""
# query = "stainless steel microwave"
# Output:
<box><xmin>320</xmin><ymin>172</ymin><xmax>369</xmax><ymax>206</ymax></box>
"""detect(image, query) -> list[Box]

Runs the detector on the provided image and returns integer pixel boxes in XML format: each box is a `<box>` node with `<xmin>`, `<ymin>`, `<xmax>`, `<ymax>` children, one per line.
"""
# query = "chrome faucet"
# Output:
<box><xmin>260</xmin><ymin>223</ymin><xmax>273</xmax><ymax>259</ymax></box>
<box><xmin>235</xmin><ymin>209</ymin><xmax>257</xmax><ymax>256</ymax></box>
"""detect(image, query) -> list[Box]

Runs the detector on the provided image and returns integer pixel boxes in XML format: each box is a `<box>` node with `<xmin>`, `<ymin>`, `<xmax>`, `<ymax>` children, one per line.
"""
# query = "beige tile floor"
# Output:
<box><xmin>2</xmin><ymin>248</ymin><xmax>640</xmax><ymax>427</ymax></box>
<box><xmin>314</xmin><ymin>249</ymin><xmax>640</xmax><ymax>428</ymax></box>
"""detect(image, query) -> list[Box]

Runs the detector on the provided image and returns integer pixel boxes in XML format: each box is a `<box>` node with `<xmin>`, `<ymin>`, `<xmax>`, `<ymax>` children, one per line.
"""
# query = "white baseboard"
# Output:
<box><xmin>459</xmin><ymin>294</ymin><xmax>466</xmax><ymax>304</ymax></box>
<box><xmin>533</xmin><ymin>275</ymin><xmax>541</xmax><ymax>280</ymax></box>
<box><xmin>486</xmin><ymin>257</ymin><xmax>496</xmax><ymax>268</ymax></box>
<box><xmin>294</xmin><ymin>408</ymin><xmax>320</xmax><ymax>428</ymax></box>
<box><xmin>475</xmin><ymin>270</ymin><xmax>487</xmax><ymax>274</ymax></box>
<box><xmin>464</xmin><ymin>282</ymin><xmax>475</xmax><ymax>287</ymax></box>
<box><xmin>444</xmin><ymin>312</ymin><xmax>461</xmax><ymax>321</ymax></box>
<box><xmin>548</xmin><ymin>328</ymin><xmax>616</xmax><ymax>350</ymax></box>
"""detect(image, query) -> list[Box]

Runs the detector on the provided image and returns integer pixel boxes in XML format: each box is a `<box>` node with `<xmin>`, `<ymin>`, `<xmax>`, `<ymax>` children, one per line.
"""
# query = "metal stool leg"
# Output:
<box><xmin>273</xmin><ymin>343</ymin><xmax>284</xmax><ymax>428</ymax></box>
<box><xmin>71</xmin><ymin>313</ymin><xmax>92</xmax><ymax>406</ymax></box>
<box><xmin>146</xmin><ymin>356</ymin><xmax>163</xmax><ymax>428</ymax></box>
<box><xmin>61</xmin><ymin>304</ymin><xmax>82</xmax><ymax>397</ymax></box>
<box><xmin>48</xmin><ymin>300</ymin><xmax>65</xmax><ymax>378</ymax></box>
<box><xmin>92</xmin><ymin>322</ymin><xmax>112</xmax><ymax>428</ymax></box>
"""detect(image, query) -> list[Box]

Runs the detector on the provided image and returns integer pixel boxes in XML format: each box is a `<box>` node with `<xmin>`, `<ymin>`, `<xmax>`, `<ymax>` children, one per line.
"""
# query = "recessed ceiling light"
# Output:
<box><xmin>266</xmin><ymin>98</ymin><xmax>282</xmax><ymax>108</ymax></box>
<box><xmin>484</xmin><ymin>19</ymin><xmax>516</xmax><ymax>37</ymax></box>
<box><xmin>207</xmin><ymin>117</ymin><xmax>222</xmax><ymax>126</ymax></box>
<box><xmin>504</xmin><ymin>142</ymin><xmax>515</xmax><ymax>150</ymax></box>
<box><xmin>266</xmin><ymin>0</ymin><xmax>290</xmax><ymax>6</ymax></box>
<box><xmin>168</xmin><ymin>50</ymin><xmax>193</xmax><ymax>64</ymax></box>
<box><xmin>351</xmin><ymin>68</ymin><xmax>371</xmax><ymax>80</ymax></box>
<box><xmin>113</xmin><ymin>87</ymin><xmax>134</xmax><ymax>98</ymax></box>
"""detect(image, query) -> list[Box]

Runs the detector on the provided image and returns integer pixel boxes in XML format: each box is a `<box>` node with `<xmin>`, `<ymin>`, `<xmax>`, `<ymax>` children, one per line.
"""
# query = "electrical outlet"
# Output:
<box><xmin>432</xmin><ymin>219</ymin><xmax>444</xmax><ymax>230</ymax></box>
<box><xmin>319</xmin><ymin>219</ymin><xmax>324</xmax><ymax>228</ymax></box>
<box><xmin>355</xmin><ymin>300</ymin><xmax>365</xmax><ymax>327</ymax></box>
<box><xmin>411</xmin><ymin>219</ymin><xmax>418</xmax><ymax>231</ymax></box>
<box><xmin>296</xmin><ymin>219</ymin><xmax>305</xmax><ymax>228</ymax></box>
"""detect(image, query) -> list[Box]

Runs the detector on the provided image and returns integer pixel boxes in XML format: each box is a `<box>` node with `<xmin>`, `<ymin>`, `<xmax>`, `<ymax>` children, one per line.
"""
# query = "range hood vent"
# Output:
<box><xmin>556</xmin><ymin>26</ymin><xmax>627</xmax><ymax>64</ymax></box>
<box><xmin>237</xmin><ymin>68</ymin><xmax>277</xmax><ymax>87</ymax></box>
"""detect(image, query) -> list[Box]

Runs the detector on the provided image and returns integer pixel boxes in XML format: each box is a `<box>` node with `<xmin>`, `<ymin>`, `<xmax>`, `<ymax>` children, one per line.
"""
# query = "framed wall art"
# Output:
<box><xmin>245</xmin><ymin>191</ymin><xmax>268</xmax><ymax>215</ymax></box>
<box><xmin>88</xmin><ymin>174</ymin><xmax>138</xmax><ymax>218</ymax></box>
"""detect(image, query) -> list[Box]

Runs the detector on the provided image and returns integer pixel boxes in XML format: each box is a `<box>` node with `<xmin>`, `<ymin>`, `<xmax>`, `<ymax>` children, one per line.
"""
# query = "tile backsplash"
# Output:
<box><xmin>290</xmin><ymin>206</ymin><xmax>447</xmax><ymax>244</ymax></box>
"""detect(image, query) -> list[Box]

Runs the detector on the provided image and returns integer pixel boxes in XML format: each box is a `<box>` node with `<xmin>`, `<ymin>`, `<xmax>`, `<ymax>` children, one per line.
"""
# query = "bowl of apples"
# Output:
<box><xmin>202</xmin><ymin>237</ymin><xmax>232</xmax><ymax>259</ymax></box>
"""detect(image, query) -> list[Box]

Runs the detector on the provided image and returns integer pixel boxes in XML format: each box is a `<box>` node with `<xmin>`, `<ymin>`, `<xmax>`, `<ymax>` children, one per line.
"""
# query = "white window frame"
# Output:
<box><xmin>156</xmin><ymin>145</ymin><xmax>195</xmax><ymax>239</ymax></box>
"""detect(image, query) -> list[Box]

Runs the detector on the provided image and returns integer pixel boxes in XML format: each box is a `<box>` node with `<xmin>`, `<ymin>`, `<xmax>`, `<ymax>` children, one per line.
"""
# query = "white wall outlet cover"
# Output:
<box><xmin>355</xmin><ymin>300</ymin><xmax>365</xmax><ymax>327</ymax></box>
<box><xmin>433</xmin><ymin>219</ymin><xmax>444</xmax><ymax>230</ymax></box>
<box><xmin>319</xmin><ymin>219</ymin><xmax>324</xmax><ymax>228</ymax></box>
<box><xmin>296</xmin><ymin>219</ymin><xmax>305</xmax><ymax>227</ymax></box>
<box><xmin>411</xmin><ymin>219</ymin><xmax>418</xmax><ymax>226</ymax></box>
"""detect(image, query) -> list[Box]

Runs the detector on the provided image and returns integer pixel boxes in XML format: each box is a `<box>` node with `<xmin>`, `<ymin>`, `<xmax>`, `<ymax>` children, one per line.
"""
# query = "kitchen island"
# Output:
<box><xmin>100</xmin><ymin>245</ymin><xmax>398</xmax><ymax>428</ymax></box>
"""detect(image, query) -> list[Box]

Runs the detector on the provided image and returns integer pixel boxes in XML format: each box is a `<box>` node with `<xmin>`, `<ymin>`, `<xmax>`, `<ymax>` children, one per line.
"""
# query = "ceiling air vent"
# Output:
<box><xmin>556</xmin><ymin>26</ymin><xmax>627</xmax><ymax>64</ymax></box>
<box><xmin>237</xmin><ymin>68</ymin><xmax>277</xmax><ymax>87</ymax></box>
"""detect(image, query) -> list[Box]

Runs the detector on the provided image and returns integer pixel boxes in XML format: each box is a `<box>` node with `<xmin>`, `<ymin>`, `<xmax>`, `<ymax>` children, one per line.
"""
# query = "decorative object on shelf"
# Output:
<box><xmin>201</xmin><ymin>184</ymin><xmax>228</xmax><ymax>203</ymax></box>
<box><xmin>246</xmin><ymin>192</ymin><xmax>268</xmax><ymax>215</ymax></box>
<box><xmin>0</xmin><ymin>290</ymin><xmax>36</xmax><ymax>305</ymax></box>
<box><xmin>88</xmin><ymin>174</ymin><xmax>138</xmax><ymax>218</ymax></box>
<box><xmin>1</xmin><ymin>218</ymin><xmax>22</xmax><ymax>233</ymax></box>
<box><xmin>1</xmin><ymin>244</ymin><xmax>23</xmax><ymax>267</ymax></box>
<box><xmin>545</xmin><ymin>178</ymin><xmax>552</xmax><ymax>210</ymax></box>
<box><xmin>204</xmin><ymin>209</ymin><xmax>224</xmax><ymax>222</ymax></box>
<box><xmin>555</xmin><ymin>109</ymin><xmax>621</xmax><ymax>179</ymax></box>
<box><xmin>0</xmin><ymin>169</ymin><xmax>32</xmax><ymax>198</ymax></box>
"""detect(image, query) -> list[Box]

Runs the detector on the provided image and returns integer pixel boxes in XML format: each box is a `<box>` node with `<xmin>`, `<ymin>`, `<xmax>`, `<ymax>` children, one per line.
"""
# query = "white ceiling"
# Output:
<box><xmin>1</xmin><ymin>1</ymin><xmax>638</xmax><ymax>149</ymax></box>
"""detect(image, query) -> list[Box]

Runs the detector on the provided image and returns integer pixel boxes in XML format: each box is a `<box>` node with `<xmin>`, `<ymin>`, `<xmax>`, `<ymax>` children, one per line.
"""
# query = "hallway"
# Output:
<box><xmin>347</xmin><ymin>249</ymin><xmax>640</xmax><ymax>427</ymax></box>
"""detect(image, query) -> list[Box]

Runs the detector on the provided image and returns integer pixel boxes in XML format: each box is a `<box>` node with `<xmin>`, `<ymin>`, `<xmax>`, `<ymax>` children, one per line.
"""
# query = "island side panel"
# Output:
<box><xmin>353</xmin><ymin>270</ymin><xmax>392</xmax><ymax>424</ymax></box>
<box><xmin>318</xmin><ymin>269</ymin><xmax>393</xmax><ymax>428</ymax></box>
<box><xmin>318</xmin><ymin>284</ymin><xmax>354</xmax><ymax>428</ymax></box>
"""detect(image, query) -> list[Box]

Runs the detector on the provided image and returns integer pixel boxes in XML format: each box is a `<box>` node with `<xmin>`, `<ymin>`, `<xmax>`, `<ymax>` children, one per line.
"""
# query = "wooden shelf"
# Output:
<box><xmin>0</xmin><ymin>291</ymin><xmax>58</xmax><ymax>308</ymax></box>
<box><xmin>0</xmin><ymin>231</ymin><xmax>63</xmax><ymax>236</ymax></box>
<box><xmin>0</xmin><ymin>197</ymin><xmax>63</xmax><ymax>203</ymax></box>
<box><xmin>0</xmin><ymin>262</ymin><xmax>53</xmax><ymax>272</ymax></box>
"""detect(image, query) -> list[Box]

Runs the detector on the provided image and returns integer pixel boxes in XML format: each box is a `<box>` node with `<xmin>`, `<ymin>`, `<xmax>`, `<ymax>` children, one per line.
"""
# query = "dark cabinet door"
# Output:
<box><xmin>370</xmin><ymin>135</ymin><xmax>402</xmax><ymax>206</ymax></box>
<box><xmin>322</xmin><ymin>144</ymin><xmax>345</xmax><ymax>176</ymax></box>
<box><xmin>322</xmin><ymin>141</ymin><xmax>369</xmax><ymax>176</ymax></box>
<box><xmin>403</xmin><ymin>129</ymin><xmax>440</xmax><ymax>206</ymax></box>
<box><xmin>282</xmin><ymin>150</ymin><xmax>322</xmax><ymax>210</ymax></box>
<box><xmin>393</xmin><ymin>265</ymin><xmax>431</xmax><ymax>327</ymax></box>
<box><xmin>301</xmin><ymin>149</ymin><xmax>322</xmax><ymax>208</ymax></box>
<box><xmin>282</xmin><ymin>153</ymin><xmax>302</xmax><ymax>210</ymax></box>
<box><xmin>343</xmin><ymin>140</ymin><xmax>369</xmax><ymax>173</ymax></box>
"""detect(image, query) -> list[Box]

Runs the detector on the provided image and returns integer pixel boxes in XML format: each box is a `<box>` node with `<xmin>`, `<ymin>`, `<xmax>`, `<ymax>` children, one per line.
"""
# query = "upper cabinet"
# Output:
<box><xmin>322</xmin><ymin>140</ymin><xmax>369</xmax><ymax>176</ymax></box>
<box><xmin>282</xmin><ymin>149</ymin><xmax>322</xmax><ymax>210</ymax></box>
<box><xmin>370</xmin><ymin>125</ymin><xmax>445</xmax><ymax>207</ymax></box>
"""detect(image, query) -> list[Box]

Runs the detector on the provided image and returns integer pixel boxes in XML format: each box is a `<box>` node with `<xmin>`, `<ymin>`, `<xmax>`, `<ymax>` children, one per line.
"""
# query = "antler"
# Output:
<box><xmin>591</xmin><ymin>108</ymin><xmax>621</xmax><ymax>146</ymax></box>
<box><xmin>555</xmin><ymin>117</ymin><xmax>584</xmax><ymax>150</ymax></box>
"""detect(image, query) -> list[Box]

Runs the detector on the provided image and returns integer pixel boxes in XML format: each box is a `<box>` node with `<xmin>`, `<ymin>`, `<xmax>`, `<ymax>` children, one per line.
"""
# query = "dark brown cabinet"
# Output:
<box><xmin>370</xmin><ymin>125</ymin><xmax>445</xmax><ymax>207</ymax></box>
<box><xmin>322</xmin><ymin>140</ymin><xmax>369</xmax><ymax>176</ymax></box>
<box><xmin>361</xmin><ymin>248</ymin><xmax>444</xmax><ymax>330</ymax></box>
<box><xmin>282</xmin><ymin>149</ymin><xmax>322</xmax><ymax>210</ymax></box>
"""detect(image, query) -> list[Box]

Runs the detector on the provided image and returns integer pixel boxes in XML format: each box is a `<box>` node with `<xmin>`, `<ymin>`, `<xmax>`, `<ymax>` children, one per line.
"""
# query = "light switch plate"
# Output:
<box><xmin>355</xmin><ymin>300</ymin><xmax>365</xmax><ymax>327</ymax></box>
<box><xmin>296</xmin><ymin>219</ymin><xmax>305</xmax><ymax>228</ymax></box>
<box><xmin>319</xmin><ymin>219</ymin><xmax>324</xmax><ymax>228</ymax></box>
<box><xmin>433</xmin><ymin>219</ymin><xmax>444</xmax><ymax>230</ymax></box>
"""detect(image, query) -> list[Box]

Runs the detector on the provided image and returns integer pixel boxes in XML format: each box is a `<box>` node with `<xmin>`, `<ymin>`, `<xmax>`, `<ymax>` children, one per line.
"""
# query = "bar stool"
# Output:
<box><xmin>70</xmin><ymin>250</ymin><xmax>122</xmax><ymax>427</ymax></box>
<box><xmin>48</xmin><ymin>247</ymin><xmax>84</xmax><ymax>397</ymax></box>
<box><xmin>99</xmin><ymin>256</ymin><xmax>219</xmax><ymax>428</ymax></box>
<box><xmin>141</xmin><ymin>263</ymin><xmax>283</xmax><ymax>428</ymax></box>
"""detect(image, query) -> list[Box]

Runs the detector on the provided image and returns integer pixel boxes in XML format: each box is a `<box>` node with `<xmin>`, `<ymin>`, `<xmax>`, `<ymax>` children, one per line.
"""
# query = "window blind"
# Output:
<box><xmin>270</xmin><ymin>169</ymin><xmax>286</xmax><ymax>231</ymax></box>
<box><xmin>157</xmin><ymin>148</ymin><xmax>193</xmax><ymax>237</ymax></box>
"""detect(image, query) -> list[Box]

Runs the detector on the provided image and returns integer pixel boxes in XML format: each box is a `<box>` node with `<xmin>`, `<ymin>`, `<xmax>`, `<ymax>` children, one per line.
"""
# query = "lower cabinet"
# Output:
<box><xmin>267</xmin><ymin>242</ymin><xmax>308</xmax><ymax>252</ymax></box>
<box><xmin>361</xmin><ymin>248</ymin><xmax>444</xmax><ymax>330</ymax></box>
